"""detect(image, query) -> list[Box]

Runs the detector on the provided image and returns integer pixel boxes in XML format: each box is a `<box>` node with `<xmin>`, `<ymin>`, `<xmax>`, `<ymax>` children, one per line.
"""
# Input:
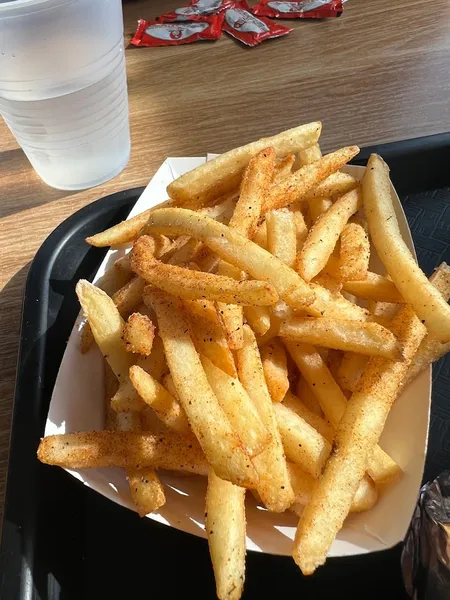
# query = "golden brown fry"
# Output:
<box><xmin>302</xmin><ymin>172</ymin><xmax>358</xmax><ymax>203</ymax></box>
<box><xmin>123</xmin><ymin>312</ymin><xmax>155</xmax><ymax>355</ymax></box>
<box><xmin>273</xmin><ymin>403</ymin><xmax>331</xmax><ymax>479</ymax></box>
<box><xmin>297</xmin><ymin>143</ymin><xmax>322</xmax><ymax>167</ymax></box>
<box><xmin>229</xmin><ymin>147</ymin><xmax>275</xmax><ymax>238</ymax></box>
<box><xmin>293</xmin><ymin>306</ymin><xmax>426</xmax><ymax>574</ymax></box>
<box><xmin>129</xmin><ymin>365</ymin><xmax>191</xmax><ymax>435</ymax></box>
<box><xmin>167</xmin><ymin>122</ymin><xmax>322</xmax><ymax>206</ymax></box>
<box><xmin>336</xmin><ymin>352</ymin><xmax>369</xmax><ymax>393</ymax></box>
<box><xmin>266</xmin><ymin>209</ymin><xmax>297</xmax><ymax>268</ymax></box>
<box><xmin>273</xmin><ymin>153</ymin><xmax>296</xmax><ymax>182</ymax></box>
<box><xmin>283</xmin><ymin>391</ymin><xmax>334</xmax><ymax>441</ymax></box>
<box><xmin>127</xmin><ymin>469</ymin><xmax>166</xmax><ymax>517</ymax></box>
<box><xmin>297</xmin><ymin>188</ymin><xmax>362</xmax><ymax>282</ymax></box>
<box><xmin>309</xmin><ymin>198</ymin><xmax>332</xmax><ymax>223</ymax></box>
<box><xmin>291</xmin><ymin>210</ymin><xmax>308</xmax><ymax>252</ymax></box>
<box><xmin>131</xmin><ymin>235</ymin><xmax>278</xmax><ymax>306</ymax></box>
<box><xmin>261</xmin><ymin>339</ymin><xmax>289</xmax><ymax>402</ymax></box>
<box><xmin>306</xmin><ymin>283</ymin><xmax>369</xmax><ymax>320</ymax></box>
<box><xmin>183</xmin><ymin>297</ymin><xmax>221</xmax><ymax>326</ymax></box>
<box><xmin>136</xmin><ymin>334</ymin><xmax>168</xmax><ymax>381</ymax></box>
<box><xmin>76</xmin><ymin>280</ymin><xmax>133</xmax><ymax>383</ymax></box>
<box><xmin>339</xmin><ymin>222</ymin><xmax>370</xmax><ymax>281</ymax></box>
<box><xmin>295</xmin><ymin>378</ymin><xmax>324</xmax><ymax>418</ymax></box>
<box><xmin>85</xmin><ymin>200</ymin><xmax>174</xmax><ymax>247</ymax></box>
<box><xmin>341</xmin><ymin>272</ymin><xmax>404</xmax><ymax>303</ymax></box>
<box><xmin>206</xmin><ymin>469</ymin><xmax>246</xmax><ymax>600</ymax></box>
<box><xmin>201</xmin><ymin>356</ymin><xmax>269</xmax><ymax>458</ymax></box>
<box><xmin>145</xmin><ymin>289</ymin><xmax>257</xmax><ymax>488</ymax></box>
<box><xmin>216</xmin><ymin>261</ymin><xmax>245</xmax><ymax>351</ymax></box>
<box><xmin>236</xmin><ymin>326</ymin><xmax>294</xmax><ymax>512</ymax></box>
<box><xmin>243</xmin><ymin>306</ymin><xmax>271</xmax><ymax>336</ymax></box>
<box><xmin>252</xmin><ymin>220</ymin><xmax>267</xmax><ymax>249</ymax></box>
<box><xmin>145</xmin><ymin>208</ymin><xmax>314</xmax><ymax>309</ymax></box>
<box><xmin>37</xmin><ymin>430</ymin><xmax>208</xmax><ymax>475</ymax></box>
<box><xmin>111</xmin><ymin>379</ymin><xmax>144</xmax><ymax>412</ymax></box>
<box><xmin>167</xmin><ymin>237</ymin><xmax>202</xmax><ymax>266</ymax></box>
<box><xmin>285</xmin><ymin>342</ymin><xmax>402</xmax><ymax>485</ymax></box>
<box><xmin>287</xmin><ymin>463</ymin><xmax>378</xmax><ymax>514</ymax></box>
<box><xmin>189</xmin><ymin>311</ymin><xmax>237</xmax><ymax>378</ymax></box>
<box><xmin>112</xmin><ymin>276</ymin><xmax>146</xmax><ymax>318</ymax></box>
<box><xmin>362</xmin><ymin>154</ymin><xmax>450</xmax><ymax>342</ymax></box>
<box><xmin>263</xmin><ymin>146</ymin><xmax>360</xmax><ymax>214</ymax></box>
<box><xmin>279</xmin><ymin>317</ymin><xmax>402</xmax><ymax>359</ymax></box>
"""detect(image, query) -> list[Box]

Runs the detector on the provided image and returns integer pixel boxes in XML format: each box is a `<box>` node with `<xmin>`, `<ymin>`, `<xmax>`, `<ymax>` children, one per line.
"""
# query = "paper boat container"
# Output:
<box><xmin>45</xmin><ymin>158</ymin><xmax>431</xmax><ymax>558</ymax></box>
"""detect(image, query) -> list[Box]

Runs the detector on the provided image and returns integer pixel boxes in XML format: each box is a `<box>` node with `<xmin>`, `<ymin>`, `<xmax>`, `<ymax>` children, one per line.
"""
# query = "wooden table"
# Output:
<box><xmin>0</xmin><ymin>0</ymin><xmax>449</xmax><ymax>529</ymax></box>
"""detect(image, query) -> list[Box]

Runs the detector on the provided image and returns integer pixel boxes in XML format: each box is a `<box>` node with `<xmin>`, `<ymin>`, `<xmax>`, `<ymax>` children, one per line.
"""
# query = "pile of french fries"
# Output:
<box><xmin>37</xmin><ymin>122</ymin><xmax>450</xmax><ymax>598</ymax></box>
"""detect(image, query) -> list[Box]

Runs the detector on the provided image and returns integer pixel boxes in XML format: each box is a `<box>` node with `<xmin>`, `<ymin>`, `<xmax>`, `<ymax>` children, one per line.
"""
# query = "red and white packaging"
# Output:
<box><xmin>130</xmin><ymin>16</ymin><xmax>223</xmax><ymax>47</ymax></box>
<box><xmin>158</xmin><ymin>0</ymin><xmax>233</xmax><ymax>22</ymax></box>
<box><xmin>252</xmin><ymin>0</ymin><xmax>343</xmax><ymax>19</ymax></box>
<box><xmin>223</xmin><ymin>1</ymin><xmax>292</xmax><ymax>47</ymax></box>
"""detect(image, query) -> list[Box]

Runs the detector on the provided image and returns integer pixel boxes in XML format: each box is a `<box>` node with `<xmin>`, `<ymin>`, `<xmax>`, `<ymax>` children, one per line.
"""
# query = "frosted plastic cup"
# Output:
<box><xmin>0</xmin><ymin>0</ymin><xmax>131</xmax><ymax>190</ymax></box>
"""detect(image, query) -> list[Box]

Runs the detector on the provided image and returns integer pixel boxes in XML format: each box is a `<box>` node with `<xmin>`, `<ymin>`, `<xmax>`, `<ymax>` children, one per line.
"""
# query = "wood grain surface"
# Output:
<box><xmin>0</xmin><ymin>0</ymin><xmax>449</xmax><ymax>529</ymax></box>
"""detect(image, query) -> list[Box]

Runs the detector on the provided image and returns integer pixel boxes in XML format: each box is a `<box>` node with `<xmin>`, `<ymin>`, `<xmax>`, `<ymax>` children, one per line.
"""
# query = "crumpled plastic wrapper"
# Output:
<box><xmin>402</xmin><ymin>471</ymin><xmax>450</xmax><ymax>599</ymax></box>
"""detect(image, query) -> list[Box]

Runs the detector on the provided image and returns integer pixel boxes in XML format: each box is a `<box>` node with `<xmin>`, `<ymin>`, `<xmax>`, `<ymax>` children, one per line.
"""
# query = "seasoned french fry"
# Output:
<box><xmin>183</xmin><ymin>297</ymin><xmax>222</xmax><ymax>326</ymax></box>
<box><xmin>85</xmin><ymin>199</ymin><xmax>175</xmax><ymax>247</ymax></box>
<box><xmin>293</xmin><ymin>306</ymin><xmax>426</xmax><ymax>574</ymax></box>
<box><xmin>112</xmin><ymin>276</ymin><xmax>146</xmax><ymax>318</ymax></box>
<box><xmin>228</xmin><ymin>147</ymin><xmax>275</xmax><ymax>238</ymax></box>
<box><xmin>37</xmin><ymin>430</ymin><xmax>208</xmax><ymax>475</ymax></box>
<box><xmin>145</xmin><ymin>208</ymin><xmax>315</xmax><ymax>309</ymax></box>
<box><xmin>236</xmin><ymin>326</ymin><xmax>294</xmax><ymax>511</ymax></box>
<box><xmin>111</xmin><ymin>379</ymin><xmax>144</xmax><ymax>412</ymax></box>
<box><xmin>113</xmin><ymin>254</ymin><xmax>134</xmax><ymax>288</ymax></box>
<box><xmin>167</xmin><ymin>122</ymin><xmax>322</xmax><ymax>205</ymax></box>
<box><xmin>206</xmin><ymin>470</ymin><xmax>246</xmax><ymax>600</ymax></box>
<box><xmin>76</xmin><ymin>280</ymin><xmax>133</xmax><ymax>383</ymax></box>
<box><xmin>306</xmin><ymin>283</ymin><xmax>369</xmax><ymax>321</ymax></box>
<box><xmin>145</xmin><ymin>289</ymin><xmax>257</xmax><ymax>488</ymax></box>
<box><xmin>131</xmin><ymin>236</ymin><xmax>278</xmax><ymax>306</ymax></box>
<box><xmin>297</xmin><ymin>143</ymin><xmax>322</xmax><ymax>167</ymax></box>
<box><xmin>285</xmin><ymin>342</ymin><xmax>402</xmax><ymax>485</ymax></box>
<box><xmin>216</xmin><ymin>262</ymin><xmax>245</xmax><ymax>351</ymax></box>
<box><xmin>189</xmin><ymin>311</ymin><xmax>237</xmax><ymax>378</ymax></box>
<box><xmin>201</xmin><ymin>356</ymin><xmax>269</xmax><ymax>458</ymax></box>
<box><xmin>309</xmin><ymin>198</ymin><xmax>332</xmax><ymax>223</ymax></box>
<box><xmin>283</xmin><ymin>391</ymin><xmax>334</xmax><ymax>441</ymax></box>
<box><xmin>266</xmin><ymin>209</ymin><xmax>297</xmax><ymax>268</ymax></box>
<box><xmin>287</xmin><ymin>462</ymin><xmax>378</xmax><ymax>513</ymax></box>
<box><xmin>362</xmin><ymin>154</ymin><xmax>450</xmax><ymax>342</ymax></box>
<box><xmin>273</xmin><ymin>403</ymin><xmax>331</xmax><ymax>479</ymax></box>
<box><xmin>136</xmin><ymin>334</ymin><xmax>168</xmax><ymax>381</ymax></box>
<box><xmin>263</xmin><ymin>146</ymin><xmax>360</xmax><ymax>214</ymax></box>
<box><xmin>123</xmin><ymin>312</ymin><xmax>155</xmax><ymax>355</ymax></box>
<box><xmin>297</xmin><ymin>188</ymin><xmax>362</xmax><ymax>282</ymax></box>
<box><xmin>337</xmin><ymin>352</ymin><xmax>369</xmax><ymax>393</ymax></box>
<box><xmin>339</xmin><ymin>222</ymin><xmax>370</xmax><ymax>281</ymax></box>
<box><xmin>243</xmin><ymin>306</ymin><xmax>271</xmax><ymax>336</ymax></box>
<box><xmin>302</xmin><ymin>172</ymin><xmax>358</xmax><ymax>203</ymax></box>
<box><xmin>261</xmin><ymin>339</ymin><xmax>289</xmax><ymax>402</ymax></box>
<box><xmin>279</xmin><ymin>317</ymin><xmax>402</xmax><ymax>359</ymax></box>
<box><xmin>292</xmin><ymin>210</ymin><xmax>308</xmax><ymax>252</ymax></box>
<box><xmin>341</xmin><ymin>272</ymin><xmax>404</xmax><ymax>303</ymax></box>
<box><xmin>295</xmin><ymin>377</ymin><xmax>323</xmax><ymax>417</ymax></box>
<box><xmin>167</xmin><ymin>237</ymin><xmax>202</xmax><ymax>265</ymax></box>
<box><xmin>127</xmin><ymin>469</ymin><xmax>166</xmax><ymax>517</ymax></box>
<box><xmin>129</xmin><ymin>365</ymin><xmax>191</xmax><ymax>435</ymax></box>
<box><xmin>252</xmin><ymin>220</ymin><xmax>267</xmax><ymax>249</ymax></box>
<box><xmin>273</xmin><ymin>153</ymin><xmax>296</xmax><ymax>182</ymax></box>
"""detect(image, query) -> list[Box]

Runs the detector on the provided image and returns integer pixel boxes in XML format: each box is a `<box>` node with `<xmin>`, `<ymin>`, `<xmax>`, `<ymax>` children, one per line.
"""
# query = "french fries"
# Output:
<box><xmin>145</xmin><ymin>288</ymin><xmax>257</xmax><ymax>488</ymax></box>
<box><xmin>362</xmin><ymin>154</ymin><xmax>450</xmax><ymax>342</ymax></box>
<box><xmin>132</xmin><ymin>235</ymin><xmax>278</xmax><ymax>306</ymax></box>
<box><xmin>297</xmin><ymin>188</ymin><xmax>362</xmax><ymax>282</ymax></box>
<box><xmin>145</xmin><ymin>208</ymin><xmax>314</xmax><ymax>309</ymax></box>
<box><xmin>123</xmin><ymin>312</ymin><xmax>155</xmax><ymax>355</ymax></box>
<box><xmin>279</xmin><ymin>317</ymin><xmax>402</xmax><ymax>359</ymax></box>
<box><xmin>293</xmin><ymin>306</ymin><xmax>426</xmax><ymax>574</ymax></box>
<box><xmin>206</xmin><ymin>470</ymin><xmax>246</xmax><ymax>600</ymax></box>
<box><xmin>167</xmin><ymin>122</ymin><xmax>322</xmax><ymax>205</ymax></box>
<box><xmin>236</xmin><ymin>326</ymin><xmax>294</xmax><ymax>512</ymax></box>
<box><xmin>339</xmin><ymin>222</ymin><xmax>370</xmax><ymax>281</ymax></box>
<box><xmin>39</xmin><ymin>126</ymin><xmax>450</xmax><ymax>594</ymax></box>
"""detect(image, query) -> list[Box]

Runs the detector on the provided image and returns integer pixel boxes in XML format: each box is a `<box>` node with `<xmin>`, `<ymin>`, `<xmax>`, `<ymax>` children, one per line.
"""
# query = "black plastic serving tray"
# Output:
<box><xmin>1</xmin><ymin>134</ymin><xmax>450</xmax><ymax>600</ymax></box>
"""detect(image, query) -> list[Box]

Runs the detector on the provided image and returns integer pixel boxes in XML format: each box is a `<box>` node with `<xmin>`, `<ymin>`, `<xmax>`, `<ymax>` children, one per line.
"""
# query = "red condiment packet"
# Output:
<box><xmin>130</xmin><ymin>16</ymin><xmax>223</xmax><ymax>47</ymax></box>
<box><xmin>223</xmin><ymin>1</ymin><xmax>292</xmax><ymax>47</ymax></box>
<box><xmin>158</xmin><ymin>0</ymin><xmax>233</xmax><ymax>22</ymax></box>
<box><xmin>252</xmin><ymin>0</ymin><xmax>343</xmax><ymax>19</ymax></box>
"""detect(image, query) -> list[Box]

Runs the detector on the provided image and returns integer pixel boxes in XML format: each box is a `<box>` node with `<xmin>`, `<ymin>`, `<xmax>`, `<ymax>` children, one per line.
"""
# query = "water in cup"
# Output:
<box><xmin>0</xmin><ymin>0</ymin><xmax>131</xmax><ymax>190</ymax></box>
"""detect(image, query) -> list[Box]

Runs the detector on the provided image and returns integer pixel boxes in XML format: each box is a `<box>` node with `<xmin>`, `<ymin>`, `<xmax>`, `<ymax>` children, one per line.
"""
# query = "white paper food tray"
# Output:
<box><xmin>45</xmin><ymin>157</ymin><xmax>431</xmax><ymax>557</ymax></box>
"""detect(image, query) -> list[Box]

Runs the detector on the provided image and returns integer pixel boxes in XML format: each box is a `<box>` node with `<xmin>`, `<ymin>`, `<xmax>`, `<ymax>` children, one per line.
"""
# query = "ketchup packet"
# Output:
<box><xmin>130</xmin><ymin>16</ymin><xmax>223</xmax><ymax>47</ymax></box>
<box><xmin>252</xmin><ymin>0</ymin><xmax>343</xmax><ymax>19</ymax></box>
<box><xmin>223</xmin><ymin>1</ymin><xmax>292</xmax><ymax>47</ymax></box>
<box><xmin>158</xmin><ymin>0</ymin><xmax>233</xmax><ymax>22</ymax></box>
